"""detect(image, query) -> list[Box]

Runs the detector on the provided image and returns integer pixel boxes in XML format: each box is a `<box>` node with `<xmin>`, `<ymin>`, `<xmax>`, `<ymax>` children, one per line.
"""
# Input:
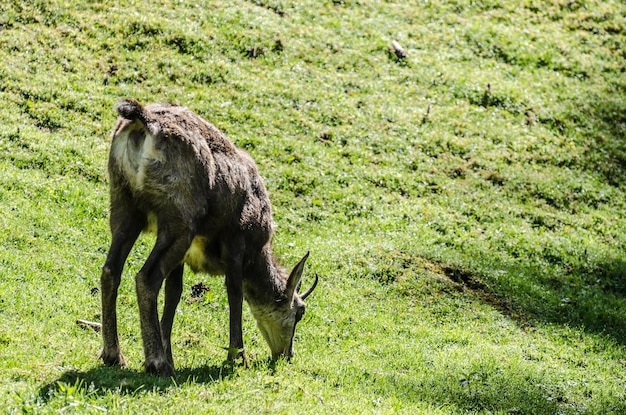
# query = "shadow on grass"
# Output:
<box><xmin>372</xmin><ymin>371</ymin><xmax>563</xmax><ymax>414</ymax></box>
<box><xmin>37</xmin><ymin>361</ymin><xmax>247</xmax><ymax>402</ymax></box>
<box><xmin>368</xmin><ymin>364</ymin><xmax>626</xmax><ymax>415</ymax></box>
<box><xmin>469</xmin><ymin>80</ymin><xmax>625</xmax><ymax>344</ymax></box>
<box><xmin>437</xmin><ymin>254</ymin><xmax>626</xmax><ymax>345</ymax></box>
<box><xmin>430</xmin><ymin>82</ymin><xmax>626</xmax><ymax>345</ymax></box>
<box><xmin>582</xmin><ymin>88</ymin><xmax>626</xmax><ymax>187</ymax></box>
<box><xmin>371</xmin><ymin>247</ymin><xmax>626</xmax><ymax>345</ymax></box>
<box><xmin>382</xmin><ymin>254</ymin><xmax>626</xmax><ymax>413</ymax></box>
<box><xmin>38</xmin><ymin>356</ymin><xmax>282</xmax><ymax>402</ymax></box>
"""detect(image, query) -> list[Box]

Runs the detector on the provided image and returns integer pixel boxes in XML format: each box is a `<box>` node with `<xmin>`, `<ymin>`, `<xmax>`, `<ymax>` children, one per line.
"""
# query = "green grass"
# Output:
<box><xmin>1</xmin><ymin>0</ymin><xmax>626</xmax><ymax>413</ymax></box>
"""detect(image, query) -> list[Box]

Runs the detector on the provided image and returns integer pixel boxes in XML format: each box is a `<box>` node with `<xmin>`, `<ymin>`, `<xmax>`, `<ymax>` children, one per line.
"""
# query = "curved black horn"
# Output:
<box><xmin>300</xmin><ymin>274</ymin><xmax>319</xmax><ymax>300</ymax></box>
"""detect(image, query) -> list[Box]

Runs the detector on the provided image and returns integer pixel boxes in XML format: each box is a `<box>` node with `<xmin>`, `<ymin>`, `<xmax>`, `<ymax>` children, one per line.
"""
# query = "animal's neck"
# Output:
<box><xmin>243</xmin><ymin>247</ymin><xmax>287</xmax><ymax>306</ymax></box>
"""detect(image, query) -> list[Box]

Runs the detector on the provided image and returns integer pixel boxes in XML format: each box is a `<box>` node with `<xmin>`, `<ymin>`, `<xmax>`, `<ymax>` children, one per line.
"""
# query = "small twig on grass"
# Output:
<box><xmin>76</xmin><ymin>319</ymin><xmax>102</xmax><ymax>332</ymax></box>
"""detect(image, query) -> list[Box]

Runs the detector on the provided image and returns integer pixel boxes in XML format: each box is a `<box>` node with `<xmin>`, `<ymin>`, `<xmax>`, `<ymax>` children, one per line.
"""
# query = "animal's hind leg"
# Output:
<box><xmin>161</xmin><ymin>263</ymin><xmax>184</xmax><ymax>368</ymax></box>
<box><xmin>136</xmin><ymin>229</ymin><xmax>192</xmax><ymax>377</ymax></box>
<box><xmin>100</xmin><ymin>209</ymin><xmax>143</xmax><ymax>367</ymax></box>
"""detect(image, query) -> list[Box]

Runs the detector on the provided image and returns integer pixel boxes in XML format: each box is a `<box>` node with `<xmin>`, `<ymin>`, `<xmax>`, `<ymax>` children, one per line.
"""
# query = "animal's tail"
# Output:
<box><xmin>115</xmin><ymin>99</ymin><xmax>151</xmax><ymax>126</ymax></box>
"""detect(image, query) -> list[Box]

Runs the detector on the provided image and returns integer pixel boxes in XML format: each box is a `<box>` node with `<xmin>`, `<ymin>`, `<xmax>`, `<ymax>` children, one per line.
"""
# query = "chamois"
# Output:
<box><xmin>99</xmin><ymin>99</ymin><xmax>318</xmax><ymax>377</ymax></box>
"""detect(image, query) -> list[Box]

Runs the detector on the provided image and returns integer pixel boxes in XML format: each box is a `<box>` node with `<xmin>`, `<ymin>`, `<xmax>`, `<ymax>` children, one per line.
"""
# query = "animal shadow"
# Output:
<box><xmin>37</xmin><ymin>361</ymin><xmax>240</xmax><ymax>402</ymax></box>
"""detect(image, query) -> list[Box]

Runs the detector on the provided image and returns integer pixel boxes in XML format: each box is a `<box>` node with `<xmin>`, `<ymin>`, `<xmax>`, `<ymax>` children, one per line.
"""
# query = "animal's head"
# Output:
<box><xmin>252</xmin><ymin>252</ymin><xmax>318</xmax><ymax>359</ymax></box>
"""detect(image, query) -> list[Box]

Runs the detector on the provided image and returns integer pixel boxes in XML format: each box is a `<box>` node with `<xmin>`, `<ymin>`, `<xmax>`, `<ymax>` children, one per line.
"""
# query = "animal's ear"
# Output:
<box><xmin>286</xmin><ymin>252</ymin><xmax>309</xmax><ymax>299</ymax></box>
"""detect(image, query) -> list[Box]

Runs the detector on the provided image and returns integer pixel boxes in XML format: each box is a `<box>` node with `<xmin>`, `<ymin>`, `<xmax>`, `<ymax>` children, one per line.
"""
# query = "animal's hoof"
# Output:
<box><xmin>227</xmin><ymin>349</ymin><xmax>250</xmax><ymax>368</ymax></box>
<box><xmin>145</xmin><ymin>359</ymin><xmax>175</xmax><ymax>378</ymax></box>
<box><xmin>100</xmin><ymin>350</ymin><xmax>127</xmax><ymax>367</ymax></box>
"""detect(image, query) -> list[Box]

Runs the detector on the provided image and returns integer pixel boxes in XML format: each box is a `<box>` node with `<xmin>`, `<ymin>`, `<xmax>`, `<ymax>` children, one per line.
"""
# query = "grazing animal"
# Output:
<box><xmin>99</xmin><ymin>99</ymin><xmax>318</xmax><ymax>377</ymax></box>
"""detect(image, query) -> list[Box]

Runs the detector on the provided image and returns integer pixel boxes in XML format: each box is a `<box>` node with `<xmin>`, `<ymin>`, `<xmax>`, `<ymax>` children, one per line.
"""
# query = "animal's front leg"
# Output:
<box><xmin>225</xmin><ymin>267</ymin><xmax>249</xmax><ymax>367</ymax></box>
<box><xmin>136</xmin><ymin>232</ymin><xmax>191</xmax><ymax>377</ymax></box>
<box><xmin>136</xmin><ymin>271</ymin><xmax>171</xmax><ymax>376</ymax></box>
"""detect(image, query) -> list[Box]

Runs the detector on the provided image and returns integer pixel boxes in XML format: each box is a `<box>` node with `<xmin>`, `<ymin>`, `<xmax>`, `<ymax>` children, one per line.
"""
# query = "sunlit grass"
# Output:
<box><xmin>1</xmin><ymin>0</ymin><xmax>625</xmax><ymax>413</ymax></box>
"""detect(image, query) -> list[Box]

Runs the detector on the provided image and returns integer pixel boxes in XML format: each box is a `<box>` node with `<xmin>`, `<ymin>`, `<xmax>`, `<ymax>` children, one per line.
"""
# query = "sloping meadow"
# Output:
<box><xmin>1</xmin><ymin>0</ymin><xmax>625</xmax><ymax>413</ymax></box>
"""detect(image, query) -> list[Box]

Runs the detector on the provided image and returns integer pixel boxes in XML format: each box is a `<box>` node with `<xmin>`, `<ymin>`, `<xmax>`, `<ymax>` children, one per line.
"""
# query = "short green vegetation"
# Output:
<box><xmin>1</xmin><ymin>0</ymin><xmax>625</xmax><ymax>413</ymax></box>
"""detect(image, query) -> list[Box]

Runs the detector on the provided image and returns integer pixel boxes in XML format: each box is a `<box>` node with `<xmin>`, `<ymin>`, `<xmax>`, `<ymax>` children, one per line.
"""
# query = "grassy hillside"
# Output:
<box><xmin>1</xmin><ymin>0</ymin><xmax>625</xmax><ymax>413</ymax></box>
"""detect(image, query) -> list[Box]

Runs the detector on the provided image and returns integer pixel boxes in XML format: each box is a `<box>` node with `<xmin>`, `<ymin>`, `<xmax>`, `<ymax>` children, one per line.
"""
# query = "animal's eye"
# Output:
<box><xmin>295</xmin><ymin>307</ymin><xmax>305</xmax><ymax>322</ymax></box>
